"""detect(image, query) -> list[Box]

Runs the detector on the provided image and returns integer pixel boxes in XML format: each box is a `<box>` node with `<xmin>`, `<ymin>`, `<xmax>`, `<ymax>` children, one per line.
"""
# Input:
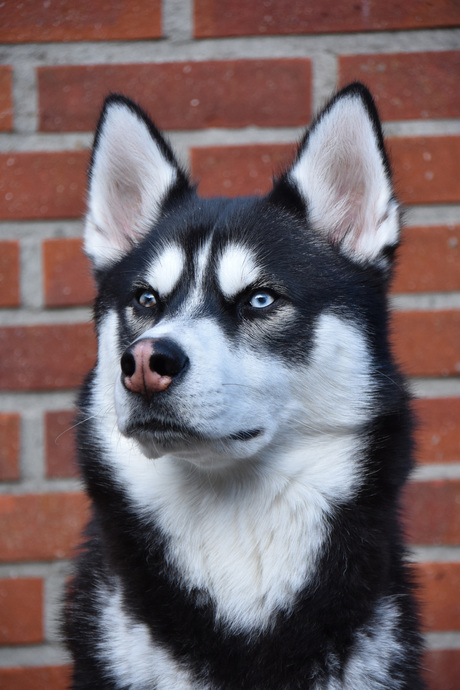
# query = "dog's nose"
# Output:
<box><xmin>120</xmin><ymin>338</ymin><xmax>189</xmax><ymax>397</ymax></box>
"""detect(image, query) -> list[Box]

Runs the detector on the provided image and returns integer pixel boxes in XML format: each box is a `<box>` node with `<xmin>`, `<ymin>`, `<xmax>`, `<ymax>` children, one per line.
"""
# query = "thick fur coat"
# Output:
<box><xmin>64</xmin><ymin>83</ymin><xmax>424</xmax><ymax>689</ymax></box>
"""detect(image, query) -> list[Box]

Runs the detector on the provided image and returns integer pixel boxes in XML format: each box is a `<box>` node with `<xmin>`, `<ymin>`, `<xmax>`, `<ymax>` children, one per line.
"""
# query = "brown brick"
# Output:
<box><xmin>389</xmin><ymin>136</ymin><xmax>460</xmax><ymax>205</ymax></box>
<box><xmin>45</xmin><ymin>410</ymin><xmax>78</xmax><ymax>479</ymax></box>
<box><xmin>0</xmin><ymin>492</ymin><xmax>89</xmax><ymax>562</ymax></box>
<box><xmin>0</xmin><ymin>577</ymin><xmax>43</xmax><ymax>644</ymax></box>
<box><xmin>0</xmin><ymin>323</ymin><xmax>96</xmax><ymax>391</ymax></box>
<box><xmin>0</xmin><ymin>413</ymin><xmax>20</xmax><ymax>481</ymax></box>
<box><xmin>339</xmin><ymin>51</ymin><xmax>460</xmax><ymax>121</ymax></box>
<box><xmin>414</xmin><ymin>562</ymin><xmax>460</xmax><ymax>632</ymax></box>
<box><xmin>192</xmin><ymin>144</ymin><xmax>297</xmax><ymax>197</ymax></box>
<box><xmin>38</xmin><ymin>60</ymin><xmax>311</xmax><ymax>132</ymax></box>
<box><xmin>0</xmin><ymin>665</ymin><xmax>71</xmax><ymax>690</ymax></box>
<box><xmin>0</xmin><ymin>66</ymin><xmax>13</xmax><ymax>131</ymax></box>
<box><xmin>43</xmin><ymin>238</ymin><xmax>95</xmax><ymax>308</ymax></box>
<box><xmin>194</xmin><ymin>0</ymin><xmax>460</xmax><ymax>37</ymax></box>
<box><xmin>403</xmin><ymin>480</ymin><xmax>460</xmax><ymax>546</ymax></box>
<box><xmin>0</xmin><ymin>151</ymin><xmax>88</xmax><ymax>220</ymax></box>
<box><xmin>414</xmin><ymin>398</ymin><xmax>460</xmax><ymax>465</ymax></box>
<box><xmin>393</xmin><ymin>226</ymin><xmax>460</xmax><ymax>294</ymax></box>
<box><xmin>391</xmin><ymin>310</ymin><xmax>460</xmax><ymax>378</ymax></box>
<box><xmin>0</xmin><ymin>1</ymin><xmax>161</xmax><ymax>43</ymax></box>
<box><xmin>424</xmin><ymin>649</ymin><xmax>460</xmax><ymax>690</ymax></box>
<box><xmin>0</xmin><ymin>240</ymin><xmax>20</xmax><ymax>307</ymax></box>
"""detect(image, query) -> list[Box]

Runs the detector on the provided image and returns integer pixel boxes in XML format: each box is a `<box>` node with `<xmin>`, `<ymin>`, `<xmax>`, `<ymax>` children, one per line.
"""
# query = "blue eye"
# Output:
<box><xmin>136</xmin><ymin>290</ymin><xmax>157</xmax><ymax>308</ymax></box>
<box><xmin>249</xmin><ymin>291</ymin><xmax>275</xmax><ymax>309</ymax></box>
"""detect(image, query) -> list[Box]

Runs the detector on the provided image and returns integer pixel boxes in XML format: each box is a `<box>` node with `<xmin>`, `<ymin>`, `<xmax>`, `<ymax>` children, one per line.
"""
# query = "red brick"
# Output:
<box><xmin>403</xmin><ymin>480</ymin><xmax>460</xmax><ymax>546</ymax></box>
<box><xmin>192</xmin><ymin>137</ymin><xmax>460</xmax><ymax>206</ymax></box>
<box><xmin>0</xmin><ymin>0</ymin><xmax>161</xmax><ymax>43</ymax></box>
<box><xmin>424</xmin><ymin>649</ymin><xmax>460</xmax><ymax>690</ymax></box>
<box><xmin>0</xmin><ymin>665</ymin><xmax>71</xmax><ymax>690</ymax></box>
<box><xmin>339</xmin><ymin>51</ymin><xmax>460</xmax><ymax>121</ymax></box>
<box><xmin>414</xmin><ymin>562</ymin><xmax>460</xmax><ymax>632</ymax></box>
<box><xmin>0</xmin><ymin>323</ymin><xmax>96</xmax><ymax>391</ymax></box>
<box><xmin>0</xmin><ymin>577</ymin><xmax>43</xmax><ymax>644</ymax></box>
<box><xmin>389</xmin><ymin>136</ymin><xmax>460</xmax><ymax>205</ymax></box>
<box><xmin>0</xmin><ymin>240</ymin><xmax>20</xmax><ymax>307</ymax></box>
<box><xmin>43</xmin><ymin>238</ymin><xmax>95</xmax><ymax>308</ymax></box>
<box><xmin>45</xmin><ymin>410</ymin><xmax>78</xmax><ymax>479</ymax></box>
<box><xmin>413</xmin><ymin>398</ymin><xmax>460</xmax><ymax>465</ymax></box>
<box><xmin>194</xmin><ymin>0</ymin><xmax>460</xmax><ymax>37</ymax></box>
<box><xmin>393</xmin><ymin>225</ymin><xmax>460</xmax><ymax>294</ymax></box>
<box><xmin>0</xmin><ymin>151</ymin><xmax>88</xmax><ymax>220</ymax></box>
<box><xmin>38</xmin><ymin>60</ymin><xmax>311</xmax><ymax>132</ymax></box>
<box><xmin>391</xmin><ymin>310</ymin><xmax>460</xmax><ymax>378</ymax></box>
<box><xmin>0</xmin><ymin>66</ymin><xmax>13</xmax><ymax>131</ymax></box>
<box><xmin>192</xmin><ymin>144</ymin><xmax>297</xmax><ymax>197</ymax></box>
<box><xmin>0</xmin><ymin>413</ymin><xmax>20</xmax><ymax>481</ymax></box>
<box><xmin>0</xmin><ymin>492</ymin><xmax>89</xmax><ymax>562</ymax></box>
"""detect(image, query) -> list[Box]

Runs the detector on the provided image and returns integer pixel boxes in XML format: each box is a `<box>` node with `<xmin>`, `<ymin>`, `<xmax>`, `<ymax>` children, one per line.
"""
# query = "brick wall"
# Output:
<box><xmin>0</xmin><ymin>1</ymin><xmax>459</xmax><ymax>687</ymax></box>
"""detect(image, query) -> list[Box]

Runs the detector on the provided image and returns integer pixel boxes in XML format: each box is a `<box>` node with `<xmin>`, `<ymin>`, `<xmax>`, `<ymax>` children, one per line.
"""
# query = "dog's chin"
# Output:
<box><xmin>121</xmin><ymin>418</ymin><xmax>266</xmax><ymax>465</ymax></box>
<box><xmin>122</xmin><ymin>419</ymin><xmax>200</xmax><ymax>457</ymax></box>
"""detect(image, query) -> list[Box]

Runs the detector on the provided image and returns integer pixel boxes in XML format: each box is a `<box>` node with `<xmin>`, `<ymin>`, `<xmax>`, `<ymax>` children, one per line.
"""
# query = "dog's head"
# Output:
<box><xmin>84</xmin><ymin>84</ymin><xmax>400</xmax><ymax>470</ymax></box>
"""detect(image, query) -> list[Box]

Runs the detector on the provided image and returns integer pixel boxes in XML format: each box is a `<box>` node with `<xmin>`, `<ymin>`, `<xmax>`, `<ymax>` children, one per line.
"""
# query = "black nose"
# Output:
<box><xmin>149</xmin><ymin>338</ymin><xmax>189</xmax><ymax>378</ymax></box>
<box><xmin>120</xmin><ymin>338</ymin><xmax>189</xmax><ymax>396</ymax></box>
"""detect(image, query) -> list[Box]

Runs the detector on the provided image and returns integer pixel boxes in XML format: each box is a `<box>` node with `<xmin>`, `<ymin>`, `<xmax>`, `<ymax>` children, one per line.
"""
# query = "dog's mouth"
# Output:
<box><xmin>125</xmin><ymin>417</ymin><xmax>198</xmax><ymax>443</ymax></box>
<box><xmin>125</xmin><ymin>417</ymin><xmax>261</xmax><ymax>445</ymax></box>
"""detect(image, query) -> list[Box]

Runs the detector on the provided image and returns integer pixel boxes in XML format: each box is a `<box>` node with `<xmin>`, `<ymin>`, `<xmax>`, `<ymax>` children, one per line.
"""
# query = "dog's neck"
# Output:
<box><xmin>100</xmin><ymin>428</ymin><xmax>362</xmax><ymax>631</ymax></box>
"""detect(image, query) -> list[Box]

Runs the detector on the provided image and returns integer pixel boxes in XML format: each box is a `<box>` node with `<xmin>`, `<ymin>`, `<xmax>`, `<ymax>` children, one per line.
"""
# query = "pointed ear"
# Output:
<box><xmin>276</xmin><ymin>83</ymin><xmax>400</xmax><ymax>269</ymax></box>
<box><xmin>84</xmin><ymin>95</ymin><xmax>190</xmax><ymax>269</ymax></box>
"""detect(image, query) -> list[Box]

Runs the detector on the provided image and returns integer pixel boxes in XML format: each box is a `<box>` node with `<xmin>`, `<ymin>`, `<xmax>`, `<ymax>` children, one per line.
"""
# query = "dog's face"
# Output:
<box><xmin>85</xmin><ymin>85</ymin><xmax>399</xmax><ymax>471</ymax></box>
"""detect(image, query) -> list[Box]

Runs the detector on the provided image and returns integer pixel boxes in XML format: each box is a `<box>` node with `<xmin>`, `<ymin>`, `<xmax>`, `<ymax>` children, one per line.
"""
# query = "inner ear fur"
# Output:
<box><xmin>275</xmin><ymin>83</ymin><xmax>400</xmax><ymax>269</ymax></box>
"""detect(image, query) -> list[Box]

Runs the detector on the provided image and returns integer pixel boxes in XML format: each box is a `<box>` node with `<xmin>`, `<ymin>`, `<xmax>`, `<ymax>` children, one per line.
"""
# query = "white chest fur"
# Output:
<box><xmin>96</xmin><ymin>429</ymin><xmax>361</xmax><ymax>632</ymax></box>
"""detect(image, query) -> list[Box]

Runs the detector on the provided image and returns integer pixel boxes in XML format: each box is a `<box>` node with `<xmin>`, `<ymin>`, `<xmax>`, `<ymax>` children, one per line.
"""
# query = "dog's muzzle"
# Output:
<box><xmin>120</xmin><ymin>338</ymin><xmax>189</xmax><ymax>398</ymax></box>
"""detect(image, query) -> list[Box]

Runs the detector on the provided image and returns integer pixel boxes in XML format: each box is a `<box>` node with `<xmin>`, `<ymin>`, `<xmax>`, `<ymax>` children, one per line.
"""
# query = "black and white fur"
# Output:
<box><xmin>64</xmin><ymin>83</ymin><xmax>424</xmax><ymax>688</ymax></box>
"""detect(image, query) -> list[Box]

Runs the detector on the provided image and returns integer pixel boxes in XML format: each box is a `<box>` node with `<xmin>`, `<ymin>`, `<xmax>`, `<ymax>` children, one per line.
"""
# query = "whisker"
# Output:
<box><xmin>53</xmin><ymin>413</ymin><xmax>99</xmax><ymax>443</ymax></box>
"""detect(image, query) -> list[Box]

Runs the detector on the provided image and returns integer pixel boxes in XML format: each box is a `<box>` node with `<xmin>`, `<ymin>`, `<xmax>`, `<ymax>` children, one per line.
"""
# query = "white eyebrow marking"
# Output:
<box><xmin>145</xmin><ymin>244</ymin><xmax>185</xmax><ymax>297</ymax></box>
<box><xmin>217</xmin><ymin>244</ymin><xmax>260</xmax><ymax>299</ymax></box>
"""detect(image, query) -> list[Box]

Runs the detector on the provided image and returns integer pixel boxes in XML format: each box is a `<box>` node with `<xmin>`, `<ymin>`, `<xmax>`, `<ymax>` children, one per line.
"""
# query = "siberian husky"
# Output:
<box><xmin>64</xmin><ymin>83</ymin><xmax>424</xmax><ymax>688</ymax></box>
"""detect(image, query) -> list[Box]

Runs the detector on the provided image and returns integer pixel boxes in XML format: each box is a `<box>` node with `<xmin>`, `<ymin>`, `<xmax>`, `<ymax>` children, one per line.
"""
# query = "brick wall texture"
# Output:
<box><xmin>0</xmin><ymin>2</ymin><xmax>459</xmax><ymax>687</ymax></box>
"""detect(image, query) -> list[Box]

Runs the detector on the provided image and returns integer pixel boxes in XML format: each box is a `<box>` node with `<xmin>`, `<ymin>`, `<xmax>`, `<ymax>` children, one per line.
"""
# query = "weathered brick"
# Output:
<box><xmin>194</xmin><ymin>0</ymin><xmax>460</xmax><ymax>37</ymax></box>
<box><xmin>393</xmin><ymin>225</ymin><xmax>460</xmax><ymax>294</ymax></box>
<box><xmin>424</xmin><ymin>649</ymin><xmax>460</xmax><ymax>690</ymax></box>
<box><xmin>339</xmin><ymin>51</ymin><xmax>460</xmax><ymax>120</ymax></box>
<box><xmin>0</xmin><ymin>492</ymin><xmax>89</xmax><ymax>562</ymax></box>
<box><xmin>391</xmin><ymin>310</ymin><xmax>460</xmax><ymax>378</ymax></box>
<box><xmin>413</xmin><ymin>398</ymin><xmax>460</xmax><ymax>465</ymax></box>
<box><xmin>0</xmin><ymin>665</ymin><xmax>71</xmax><ymax>690</ymax></box>
<box><xmin>0</xmin><ymin>240</ymin><xmax>20</xmax><ymax>307</ymax></box>
<box><xmin>389</xmin><ymin>136</ymin><xmax>460</xmax><ymax>205</ymax></box>
<box><xmin>0</xmin><ymin>151</ymin><xmax>88</xmax><ymax>220</ymax></box>
<box><xmin>43</xmin><ymin>238</ymin><xmax>95</xmax><ymax>308</ymax></box>
<box><xmin>403</xmin><ymin>480</ymin><xmax>460</xmax><ymax>546</ymax></box>
<box><xmin>0</xmin><ymin>323</ymin><xmax>96</xmax><ymax>391</ymax></box>
<box><xmin>0</xmin><ymin>577</ymin><xmax>43</xmax><ymax>644</ymax></box>
<box><xmin>414</xmin><ymin>562</ymin><xmax>460</xmax><ymax>632</ymax></box>
<box><xmin>0</xmin><ymin>0</ymin><xmax>161</xmax><ymax>43</ymax></box>
<box><xmin>191</xmin><ymin>144</ymin><xmax>296</xmax><ymax>197</ymax></box>
<box><xmin>0</xmin><ymin>65</ymin><xmax>13</xmax><ymax>131</ymax></box>
<box><xmin>45</xmin><ymin>410</ymin><xmax>78</xmax><ymax>479</ymax></box>
<box><xmin>38</xmin><ymin>60</ymin><xmax>311</xmax><ymax>132</ymax></box>
<box><xmin>0</xmin><ymin>413</ymin><xmax>20</xmax><ymax>481</ymax></box>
